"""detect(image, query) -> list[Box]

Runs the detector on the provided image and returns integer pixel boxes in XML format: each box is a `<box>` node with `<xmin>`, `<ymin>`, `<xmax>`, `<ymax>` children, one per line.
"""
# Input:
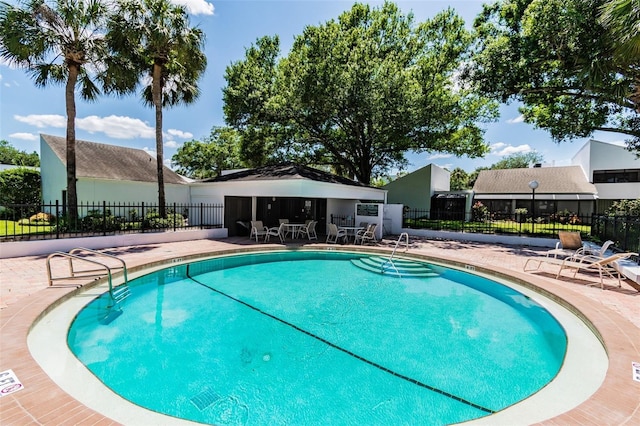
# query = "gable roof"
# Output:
<box><xmin>200</xmin><ymin>163</ymin><xmax>371</xmax><ymax>188</ymax></box>
<box><xmin>42</xmin><ymin>134</ymin><xmax>187</xmax><ymax>184</ymax></box>
<box><xmin>473</xmin><ymin>166</ymin><xmax>597</xmax><ymax>194</ymax></box>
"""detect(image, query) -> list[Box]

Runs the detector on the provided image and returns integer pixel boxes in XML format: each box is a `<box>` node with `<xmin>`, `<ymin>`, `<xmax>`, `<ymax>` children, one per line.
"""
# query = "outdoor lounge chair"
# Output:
<box><xmin>523</xmin><ymin>252</ymin><xmax>638</xmax><ymax>289</ymax></box>
<box><xmin>266</xmin><ymin>223</ymin><xmax>285</xmax><ymax>243</ymax></box>
<box><xmin>546</xmin><ymin>231</ymin><xmax>586</xmax><ymax>258</ymax></box>
<box><xmin>250</xmin><ymin>220</ymin><xmax>268</xmax><ymax>242</ymax></box>
<box><xmin>326</xmin><ymin>223</ymin><xmax>346</xmax><ymax>244</ymax></box>
<box><xmin>582</xmin><ymin>240</ymin><xmax>615</xmax><ymax>258</ymax></box>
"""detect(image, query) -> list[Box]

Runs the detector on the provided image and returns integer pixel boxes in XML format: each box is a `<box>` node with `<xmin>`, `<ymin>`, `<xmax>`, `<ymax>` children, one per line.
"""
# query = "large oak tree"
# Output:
<box><xmin>224</xmin><ymin>2</ymin><xmax>497</xmax><ymax>184</ymax></box>
<box><xmin>467</xmin><ymin>0</ymin><xmax>640</xmax><ymax>153</ymax></box>
<box><xmin>171</xmin><ymin>127</ymin><xmax>245</xmax><ymax>179</ymax></box>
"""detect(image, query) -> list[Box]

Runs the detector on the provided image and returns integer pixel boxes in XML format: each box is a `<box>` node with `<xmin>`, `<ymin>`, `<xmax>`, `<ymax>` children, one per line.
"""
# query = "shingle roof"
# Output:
<box><xmin>200</xmin><ymin>163</ymin><xmax>371</xmax><ymax>188</ymax></box>
<box><xmin>473</xmin><ymin>166</ymin><xmax>597</xmax><ymax>194</ymax></box>
<box><xmin>42</xmin><ymin>134</ymin><xmax>187</xmax><ymax>184</ymax></box>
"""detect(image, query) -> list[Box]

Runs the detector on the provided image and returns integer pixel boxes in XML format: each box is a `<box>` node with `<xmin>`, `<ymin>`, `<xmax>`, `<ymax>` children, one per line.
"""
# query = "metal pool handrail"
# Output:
<box><xmin>381</xmin><ymin>232</ymin><xmax>410</xmax><ymax>276</ymax></box>
<box><xmin>68</xmin><ymin>247</ymin><xmax>128</xmax><ymax>284</ymax></box>
<box><xmin>46</xmin><ymin>248</ymin><xmax>129</xmax><ymax>304</ymax></box>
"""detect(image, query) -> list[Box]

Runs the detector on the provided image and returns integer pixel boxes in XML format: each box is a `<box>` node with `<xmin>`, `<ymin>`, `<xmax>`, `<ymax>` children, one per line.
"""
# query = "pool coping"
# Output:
<box><xmin>2</xmin><ymin>241</ymin><xmax>640</xmax><ymax>425</ymax></box>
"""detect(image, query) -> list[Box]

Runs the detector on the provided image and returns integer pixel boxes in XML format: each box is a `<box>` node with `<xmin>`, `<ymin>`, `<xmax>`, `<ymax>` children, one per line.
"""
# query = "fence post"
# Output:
<box><xmin>102</xmin><ymin>201</ymin><xmax>107</xmax><ymax>236</ymax></box>
<box><xmin>55</xmin><ymin>200</ymin><xmax>60</xmax><ymax>239</ymax></box>
<box><xmin>200</xmin><ymin>203</ymin><xmax>204</xmax><ymax>230</ymax></box>
<box><xmin>141</xmin><ymin>202</ymin><xmax>145</xmax><ymax>233</ymax></box>
<box><xmin>173</xmin><ymin>202</ymin><xmax>177</xmax><ymax>232</ymax></box>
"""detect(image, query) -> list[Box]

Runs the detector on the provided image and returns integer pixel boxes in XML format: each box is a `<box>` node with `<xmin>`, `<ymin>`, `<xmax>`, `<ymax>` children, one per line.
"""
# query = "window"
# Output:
<box><xmin>593</xmin><ymin>169</ymin><xmax>640</xmax><ymax>183</ymax></box>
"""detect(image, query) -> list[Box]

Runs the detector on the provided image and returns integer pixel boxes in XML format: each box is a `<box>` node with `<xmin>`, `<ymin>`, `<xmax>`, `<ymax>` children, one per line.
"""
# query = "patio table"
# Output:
<box><xmin>338</xmin><ymin>226</ymin><xmax>364</xmax><ymax>243</ymax></box>
<box><xmin>282</xmin><ymin>223</ymin><xmax>306</xmax><ymax>239</ymax></box>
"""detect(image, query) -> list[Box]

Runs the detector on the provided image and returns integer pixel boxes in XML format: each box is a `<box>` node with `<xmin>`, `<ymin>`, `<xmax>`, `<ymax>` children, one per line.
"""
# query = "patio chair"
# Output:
<box><xmin>326</xmin><ymin>223</ymin><xmax>346</xmax><ymax>244</ymax></box>
<box><xmin>299</xmin><ymin>220</ymin><xmax>318</xmax><ymax>241</ymax></box>
<box><xmin>523</xmin><ymin>252</ymin><xmax>638</xmax><ymax>289</ymax></box>
<box><xmin>250</xmin><ymin>220</ymin><xmax>268</xmax><ymax>242</ymax></box>
<box><xmin>355</xmin><ymin>223</ymin><xmax>377</xmax><ymax>245</ymax></box>
<box><xmin>546</xmin><ymin>231</ymin><xmax>586</xmax><ymax>258</ymax></box>
<box><xmin>279</xmin><ymin>219</ymin><xmax>294</xmax><ymax>238</ymax></box>
<box><xmin>582</xmin><ymin>240</ymin><xmax>615</xmax><ymax>258</ymax></box>
<box><xmin>266</xmin><ymin>222</ymin><xmax>285</xmax><ymax>243</ymax></box>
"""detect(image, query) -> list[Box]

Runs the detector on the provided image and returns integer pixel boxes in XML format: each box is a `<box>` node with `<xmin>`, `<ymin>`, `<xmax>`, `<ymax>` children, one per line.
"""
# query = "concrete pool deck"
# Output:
<box><xmin>1</xmin><ymin>236</ymin><xmax>639</xmax><ymax>425</ymax></box>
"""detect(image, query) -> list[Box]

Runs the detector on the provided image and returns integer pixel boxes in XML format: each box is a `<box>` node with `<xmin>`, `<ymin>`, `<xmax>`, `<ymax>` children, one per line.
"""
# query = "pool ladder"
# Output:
<box><xmin>46</xmin><ymin>247</ymin><xmax>130</xmax><ymax>306</ymax></box>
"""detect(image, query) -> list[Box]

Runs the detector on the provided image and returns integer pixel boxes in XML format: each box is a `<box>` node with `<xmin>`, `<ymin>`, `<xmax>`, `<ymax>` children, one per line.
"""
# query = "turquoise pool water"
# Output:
<box><xmin>67</xmin><ymin>251</ymin><xmax>567</xmax><ymax>425</ymax></box>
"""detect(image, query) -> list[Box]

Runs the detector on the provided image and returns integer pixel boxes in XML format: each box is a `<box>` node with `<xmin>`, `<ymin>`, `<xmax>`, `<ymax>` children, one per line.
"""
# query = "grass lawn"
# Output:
<box><xmin>0</xmin><ymin>220</ymin><xmax>53</xmax><ymax>237</ymax></box>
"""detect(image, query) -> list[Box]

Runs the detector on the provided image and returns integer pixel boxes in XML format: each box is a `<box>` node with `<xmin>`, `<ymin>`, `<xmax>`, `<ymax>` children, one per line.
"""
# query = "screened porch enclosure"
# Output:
<box><xmin>257</xmin><ymin>197</ymin><xmax>327</xmax><ymax>235</ymax></box>
<box><xmin>224</xmin><ymin>196</ymin><xmax>328</xmax><ymax>237</ymax></box>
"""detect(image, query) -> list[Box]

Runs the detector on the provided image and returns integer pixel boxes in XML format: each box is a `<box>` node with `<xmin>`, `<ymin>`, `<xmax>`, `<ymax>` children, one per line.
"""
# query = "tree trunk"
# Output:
<box><xmin>153</xmin><ymin>62</ymin><xmax>166</xmax><ymax>217</ymax></box>
<box><xmin>65</xmin><ymin>63</ymin><xmax>79</xmax><ymax>225</ymax></box>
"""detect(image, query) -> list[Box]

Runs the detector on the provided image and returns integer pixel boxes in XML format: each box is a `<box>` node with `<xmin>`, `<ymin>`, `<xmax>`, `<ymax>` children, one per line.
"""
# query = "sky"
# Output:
<box><xmin>0</xmin><ymin>0</ymin><xmax>629</xmax><ymax>175</ymax></box>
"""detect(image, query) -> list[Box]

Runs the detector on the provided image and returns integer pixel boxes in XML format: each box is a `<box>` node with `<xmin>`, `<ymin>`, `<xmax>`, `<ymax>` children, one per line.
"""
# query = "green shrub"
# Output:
<box><xmin>81</xmin><ymin>209</ymin><xmax>123</xmax><ymax>232</ymax></box>
<box><xmin>144</xmin><ymin>212</ymin><xmax>185</xmax><ymax>229</ymax></box>
<box><xmin>471</xmin><ymin>201</ymin><xmax>490</xmax><ymax>222</ymax></box>
<box><xmin>605</xmin><ymin>199</ymin><xmax>640</xmax><ymax>216</ymax></box>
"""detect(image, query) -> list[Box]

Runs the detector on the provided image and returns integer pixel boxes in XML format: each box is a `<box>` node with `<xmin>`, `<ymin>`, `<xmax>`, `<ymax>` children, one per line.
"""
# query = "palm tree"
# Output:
<box><xmin>0</xmin><ymin>0</ymin><xmax>110</xmax><ymax>224</ymax></box>
<box><xmin>107</xmin><ymin>0</ymin><xmax>206</xmax><ymax>217</ymax></box>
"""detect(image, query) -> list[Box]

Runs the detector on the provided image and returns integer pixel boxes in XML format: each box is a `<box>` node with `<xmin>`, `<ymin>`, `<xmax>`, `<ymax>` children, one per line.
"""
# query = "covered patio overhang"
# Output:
<box><xmin>191</xmin><ymin>178</ymin><xmax>387</xmax><ymax>237</ymax></box>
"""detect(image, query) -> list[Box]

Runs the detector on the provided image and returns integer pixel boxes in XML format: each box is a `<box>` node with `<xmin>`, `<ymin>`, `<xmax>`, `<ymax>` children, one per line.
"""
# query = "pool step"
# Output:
<box><xmin>111</xmin><ymin>284</ymin><xmax>131</xmax><ymax>304</ymax></box>
<box><xmin>351</xmin><ymin>256</ymin><xmax>438</xmax><ymax>278</ymax></box>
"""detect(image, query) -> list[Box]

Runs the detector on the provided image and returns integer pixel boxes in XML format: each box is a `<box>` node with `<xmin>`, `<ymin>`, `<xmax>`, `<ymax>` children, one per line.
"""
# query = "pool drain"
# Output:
<box><xmin>190</xmin><ymin>388</ymin><xmax>221</xmax><ymax>411</ymax></box>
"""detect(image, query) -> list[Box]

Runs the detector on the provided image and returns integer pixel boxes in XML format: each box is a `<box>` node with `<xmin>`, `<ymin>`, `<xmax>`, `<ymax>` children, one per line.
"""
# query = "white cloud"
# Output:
<box><xmin>436</xmin><ymin>163</ymin><xmax>454</xmax><ymax>171</ymax></box>
<box><xmin>76</xmin><ymin>115</ymin><xmax>155</xmax><ymax>139</ymax></box>
<box><xmin>14</xmin><ymin>114</ymin><xmax>66</xmax><ymax>128</ymax></box>
<box><xmin>167</xmin><ymin>128</ymin><xmax>193</xmax><ymax>139</ymax></box>
<box><xmin>12</xmin><ymin>113</ymin><xmax>195</xmax><ymax>146</ymax></box>
<box><xmin>489</xmin><ymin>142</ymin><xmax>532</xmax><ymax>156</ymax></box>
<box><xmin>143</xmin><ymin>147</ymin><xmax>156</xmax><ymax>157</ymax></box>
<box><xmin>506</xmin><ymin>115</ymin><xmax>525</xmax><ymax>124</ymax></box>
<box><xmin>171</xmin><ymin>0</ymin><xmax>214</xmax><ymax>15</ymax></box>
<box><xmin>427</xmin><ymin>153</ymin><xmax>453</xmax><ymax>160</ymax></box>
<box><xmin>9</xmin><ymin>132</ymin><xmax>38</xmax><ymax>141</ymax></box>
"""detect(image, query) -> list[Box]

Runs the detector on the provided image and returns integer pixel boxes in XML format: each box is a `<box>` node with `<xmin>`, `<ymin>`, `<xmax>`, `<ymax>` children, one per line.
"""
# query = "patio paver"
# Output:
<box><xmin>1</xmin><ymin>236</ymin><xmax>639</xmax><ymax>425</ymax></box>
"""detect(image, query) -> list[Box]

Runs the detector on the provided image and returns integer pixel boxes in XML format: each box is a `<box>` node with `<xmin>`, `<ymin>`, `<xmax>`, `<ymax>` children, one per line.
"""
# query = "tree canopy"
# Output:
<box><xmin>106</xmin><ymin>0</ymin><xmax>207</xmax><ymax>215</ymax></box>
<box><xmin>171</xmin><ymin>127</ymin><xmax>245</xmax><ymax>179</ymax></box>
<box><xmin>0</xmin><ymin>140</ymin><xmax>39</xmax><ymax>166</ymax></box>
<box><xmin>0</xmin><ymin>167</ymin><xmax>41</xmax><ymax>206</ymax></box>
<box><xmin>224</xmin><ymin>1</ymin><xmax>498</xmax><ymax>184</ymax></box>
<box><xmin>467</xmin><ymin>0</ymin><xmax>640</xmax><ymax>153</ymax></box>
<box><xmin>0</xmin><ymin>0</ymin><xmax>113</xmax><ymax>222</ymax></box>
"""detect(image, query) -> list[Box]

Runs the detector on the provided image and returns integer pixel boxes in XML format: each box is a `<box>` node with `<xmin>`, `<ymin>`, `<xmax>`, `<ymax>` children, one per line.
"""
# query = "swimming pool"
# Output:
<box><xmin>62</xmin><ymin>250</ymin><xmax>570</xmax><ymax>425</ymax></box>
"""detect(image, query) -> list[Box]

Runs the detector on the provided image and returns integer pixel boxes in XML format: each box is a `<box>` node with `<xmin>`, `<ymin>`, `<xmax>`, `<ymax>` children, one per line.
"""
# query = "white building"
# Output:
<box><xmin>41</xmin><ymin>134</ymin><xmax>190</xmax><ymax>205</ymax></box>
<box><xmin>571</xmin><ymin>139</ymin><xmax>640</xmax><ymax>212</ymax></box>
<box><xmin>40</xmin><ymin>134</ymin><xmax>387</xmax><ymax>237</ymax></box>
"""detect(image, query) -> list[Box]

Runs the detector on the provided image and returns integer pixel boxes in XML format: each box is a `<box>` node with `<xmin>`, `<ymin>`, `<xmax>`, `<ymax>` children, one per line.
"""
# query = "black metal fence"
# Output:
<box><xmin>591</xmin><ymin>215</ymin><xmax>640</xmax><ymax>254</ymax></box>
<box><xmin>0</xmin><ymin>201</ymin><xmax>224</xmax><ymax>241</ymax></box>
<box><xmin>402</xmin><ymin>209</ymin><xmax>639</xmax><ymax>254</ymax></box>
